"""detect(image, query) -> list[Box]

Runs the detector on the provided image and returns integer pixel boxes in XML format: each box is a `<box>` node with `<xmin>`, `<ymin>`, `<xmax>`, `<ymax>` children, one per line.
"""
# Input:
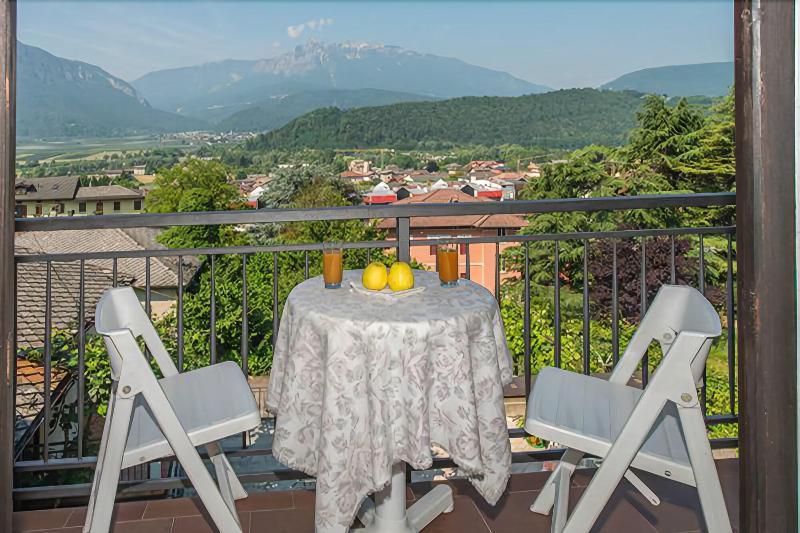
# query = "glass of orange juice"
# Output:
<box><xmin>322</xmin><ymin>242</ymin><xmax>344</xmax><ymax>289</ymax></box>
<box><xmin>436</xmin><ymin>243</ymin><xmax>459</xmax><ymax>287</ymax></box>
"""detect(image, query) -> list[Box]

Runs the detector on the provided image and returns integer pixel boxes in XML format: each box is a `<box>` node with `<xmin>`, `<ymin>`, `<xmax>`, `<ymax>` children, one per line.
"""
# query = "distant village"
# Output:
<box><xmin>235</xmin><ymin>159</ymin><xmax>543</xmax><ymax>208</ymax></box>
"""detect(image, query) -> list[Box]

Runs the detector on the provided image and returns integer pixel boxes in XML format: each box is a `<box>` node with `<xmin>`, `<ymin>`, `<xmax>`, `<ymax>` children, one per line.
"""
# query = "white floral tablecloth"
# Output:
<box><xmin>267</xmin><ymin>269</ymin><xmax>513</xmax><ymax>532</ymax></box>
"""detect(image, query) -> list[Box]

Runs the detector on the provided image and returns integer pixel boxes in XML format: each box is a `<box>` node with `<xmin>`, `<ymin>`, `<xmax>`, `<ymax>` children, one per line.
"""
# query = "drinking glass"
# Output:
<box><xmin>322</xmin><ymin>242</ymin><xmax>344</xmax><ymax>289</ymax></box>
<box><xmin>436</xmin><ymin>243</ymin><xmax>459</xmax><ymax>287</ymax></box>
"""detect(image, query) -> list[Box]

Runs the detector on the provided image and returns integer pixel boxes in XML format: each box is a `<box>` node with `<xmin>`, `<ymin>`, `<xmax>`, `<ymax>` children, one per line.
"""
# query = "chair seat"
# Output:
<box><xmin>525</xmin><ymin>366</ymin><xmax>696</xmax><ymax>486</ymax></box>
<box><xmin>122</xmin><ymin>361</ymin><xmax>260</xmax><ymax>468</ymax></box>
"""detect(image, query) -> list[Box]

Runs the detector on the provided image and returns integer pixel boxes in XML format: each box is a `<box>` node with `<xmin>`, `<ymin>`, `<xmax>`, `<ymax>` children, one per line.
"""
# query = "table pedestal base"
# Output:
<box><xmin>354</xmin><ymin>463</ymin><xmax>454</xmax><ymax>533</ymax></box>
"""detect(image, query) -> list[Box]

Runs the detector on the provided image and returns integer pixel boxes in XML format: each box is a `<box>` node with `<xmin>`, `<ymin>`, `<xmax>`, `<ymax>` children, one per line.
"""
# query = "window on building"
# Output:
<box><xmin>15</xmin><ymin>204</ymin><xmax>26</xmax><ymax>217</ymax></box>
<box><xmin>35</xmin><ymin>203</ymin><xmax>42</xmax><ymax>216</ymax></box>
<box><xmin>56</xmin><ymin>202</ymin><xmax>64</xmax><ymax>214</ymax></box>
<box><xmin>113</xmin><ymin>201</ymin><xmax>121</xmax><ymax>211</ymax></box>
<box><xmin>429</xmin><ymin>245</ymin><xmax>437</xmax><ymax>255</ymax></box>
<box><xmin>95</xmin><ymin>201</ymin><xmax>103</xmax><ymax>215</ymax></box>
<box><xmin>133</xmin><ymin>199</ymin><xmax>142</xmax><ymax>210</ymax></box>
<box><xmin>78</xmin><ymin>202</ymin><xmax>86</xmax><ymax>213</ymax></box>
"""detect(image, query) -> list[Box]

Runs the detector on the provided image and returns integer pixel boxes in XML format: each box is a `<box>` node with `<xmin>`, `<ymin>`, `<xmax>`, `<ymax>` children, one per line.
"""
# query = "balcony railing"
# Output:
<box><xmin>10</xmin><ymin>192</ymin><xmax>737</xmax><ymax>505</ymax></box>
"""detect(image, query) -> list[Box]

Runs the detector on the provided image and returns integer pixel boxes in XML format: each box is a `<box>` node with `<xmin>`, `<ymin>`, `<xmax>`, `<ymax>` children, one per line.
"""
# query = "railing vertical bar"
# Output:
<box><xmin>523</xmin><ymin>243</ymin><xmax>531</xmax><ymax>395</ymax></box>
<box><xmin>77</xmin><ymin>260</ymin><xmax>85</xmax><ymax>459</ymax></box>
<box><xmin>144</xmin><ymin>256</ymin><xmax>152</xmax><ymax>361</ymax></box>
<box><xmin>145</xmin><ymin>257</ymin><xmax>151</xmax><ymax>316</ymax></box>
<box><xmin>670</xmin><ymin>235</ymin><xmax>676</xmax><ymax>284</ymax></box>
<box><xmin>43</xmin><ymin>261</ymin><xmax>52</xmax><ymax>462</ymax></box>
<box><xmin>396</xmin><ymin>217</ymin><xmax>410</xmax><ymax>263</ymax></box>
<box><xmin>210</xmin><ymin>254</ymin><xmax>216</xmax><ymax>365</ymax></box>
<box><xmin>699</xmin><ymin>234</ymin><xmax>706</xmax><ymax>413</ymax></box>
<box><xmin>304</xmin><ymin>251</ymin><xmax>310</xmax><ymax>280</ymax></box>
<box><xmin>554</xmin><ymin>242</ymin><xmax>561</xmax><ymax>368</ymax></box>
<box><xmin>241</xmin><ymin>254</ymin><xmax>249</xmax><ymax>449</ymax></box>
<box><xmin>611</xmin><ymin>240</ymin><xmax>619</xmax><ymax>365</ymax></box>
<box><xmin>272</xmin><ymin>252</ymin><xmax>280</xmax><ymax>349</ymax></box>
<box><xmin>582</xmin><ymin>240</ymin><xmax>590</xmax><ymax>375</ymax></box>
<box><xmin>112</xmin><ymin>257</ymin><xmax>118</xmax><ymax>287</ymax></box>
<box><xmin>465</xmin><ymin>244</ymin><xmax>471</xmax><ymax>280</ymax></box>
<box><xmin>698</xmin><ymin>234</ymin><xmax>706</xmax><ymax>294</ymax></box>
<box><xmin>641</xmin><ymin>236</ymin><xmax>648</xmax><ymax>385</ymax></box>
<box><xmin>494</xmin><ymin>230</ymin><xmax>501</xmax><ymax>304</ymax></box>
<box><xmin>177</xmin><ymin>255</ymin><xmax>184</xmax><ymax>372</ymax></box>
<box><xmin>241</xmin><ymin>255</ymin><xmax>249</xmax><ymax>374</ymax></box>
<box><xmin>726</xmin><ymin>234</ymin><xmax>736</xmax><ymax>414</ymax></box>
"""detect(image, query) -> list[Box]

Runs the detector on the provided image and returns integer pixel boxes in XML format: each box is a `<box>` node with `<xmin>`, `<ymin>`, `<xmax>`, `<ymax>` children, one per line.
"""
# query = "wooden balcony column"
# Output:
<box><xmin>735</xmin><ymin>1</ymin><xmax>798</xmax><ymax>531</ymax></box>
<box><xmin>0</xmin><ymin>1</ymin><xmax>16</xmax><ymax>531</ymax></box>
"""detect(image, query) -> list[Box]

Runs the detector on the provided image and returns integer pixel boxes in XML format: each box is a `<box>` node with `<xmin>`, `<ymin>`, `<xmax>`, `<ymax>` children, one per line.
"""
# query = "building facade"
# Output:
<box><xmin>14</xmin><ymin>177</ymin><xmax>144</xmax><ymax>217</ymax></box>
<box><xmin>377</xmin><ymin>189</ymin><xmax>527</xmax><ymax>294</ymax></box>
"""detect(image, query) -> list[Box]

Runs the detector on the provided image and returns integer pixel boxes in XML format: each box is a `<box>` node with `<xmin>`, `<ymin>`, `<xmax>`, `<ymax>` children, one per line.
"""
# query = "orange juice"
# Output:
<box><xmin>437</xmin><ymin>247</ymin><xmax>458</xmax><ymax>287</ymax></box>
<box><xmin>323</xmin><ymin>249</ymin><xmax>343</xmax><ymax>288</ymax></box>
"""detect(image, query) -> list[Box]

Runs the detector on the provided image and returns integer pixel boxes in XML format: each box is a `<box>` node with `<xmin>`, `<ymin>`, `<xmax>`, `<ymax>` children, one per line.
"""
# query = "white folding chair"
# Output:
<box><xmin>526</xmin><ymin>284</ymin><xmax>732</xmax><ymax>533</ymax></box>
<box><xmin>84</xmin><ymin>286</ymin><xmax>260</xmax><ymax>533</ymax></box>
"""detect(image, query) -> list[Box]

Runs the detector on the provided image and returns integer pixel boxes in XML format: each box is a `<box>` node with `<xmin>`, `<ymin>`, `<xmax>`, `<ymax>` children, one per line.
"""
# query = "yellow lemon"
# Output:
<box><xmin>362</xmin><ymin>262</ymin><xmax>388</xmax><ymax>290</ymax></box>
<box><xmin>388</xmin><ymin>262</ymin><xmax>415</xmax><ymax>291</ymax></box>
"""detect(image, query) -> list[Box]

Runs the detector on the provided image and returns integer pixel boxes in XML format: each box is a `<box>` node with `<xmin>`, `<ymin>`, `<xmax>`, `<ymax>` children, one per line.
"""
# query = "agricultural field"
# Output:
<box><xmin>16</xmin><ymin>135</ymin><xmax>186</xmax><ymax>164</ymax></box>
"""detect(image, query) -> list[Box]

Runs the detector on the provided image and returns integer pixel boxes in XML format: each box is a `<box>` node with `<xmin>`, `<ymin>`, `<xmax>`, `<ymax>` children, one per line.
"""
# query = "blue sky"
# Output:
<box><xmin>18</xmin><ymin>1</ymin><xmax>733</xmax><ymax>88</ymax></box>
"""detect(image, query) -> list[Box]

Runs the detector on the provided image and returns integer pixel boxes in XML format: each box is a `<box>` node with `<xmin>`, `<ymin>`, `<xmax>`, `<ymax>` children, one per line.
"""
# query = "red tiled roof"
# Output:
<box><xmin>364</xmin><ymin>194</ymin><xmax>397</xmax><ymax>205</ymax></box>
<box><xmin>377</xmin><ymin>189</ymin><xmax>527</xmax><ymax>230</ymax></box>
<box><xmin>476</xmin><ymin>189</ymin><xmax>503</xmax><ymax>198</ymax></box>
<box><xmin>340</xmin><ymin>170</ymin><xmax>371</xmax><ymax>178</ymax></box>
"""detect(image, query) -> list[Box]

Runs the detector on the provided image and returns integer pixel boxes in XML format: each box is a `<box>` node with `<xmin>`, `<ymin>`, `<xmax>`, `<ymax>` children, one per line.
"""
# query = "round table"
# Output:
<box><xmin>267</xmin><ymin>270</ymin><xmax>513</xmax><ymax>533</ymax></box>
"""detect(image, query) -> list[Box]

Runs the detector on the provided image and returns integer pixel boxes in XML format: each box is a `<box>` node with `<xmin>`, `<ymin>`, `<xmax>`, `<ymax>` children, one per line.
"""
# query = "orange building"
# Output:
<box><xmin>378</xmin><ymin>189</ymin><xmax>527</xmax><ymax>294</ymax></box>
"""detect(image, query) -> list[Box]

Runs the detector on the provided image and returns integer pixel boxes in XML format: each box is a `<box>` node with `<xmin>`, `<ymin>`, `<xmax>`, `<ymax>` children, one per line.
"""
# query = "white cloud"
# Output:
<box><xmin>287</xmin><ymin>18</ymin><xmax>335</xmax><ymax>39</ymax></box>
<box><xmin>287</xmin><ymin>24</ymin><xmax>305</xmax><ymax>38</ymax></box>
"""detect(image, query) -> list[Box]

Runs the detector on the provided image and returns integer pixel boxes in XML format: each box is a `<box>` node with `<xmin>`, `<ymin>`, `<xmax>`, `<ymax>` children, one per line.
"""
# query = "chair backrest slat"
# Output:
<box><xmin>610</xmin><ymin>285</ymin><xmax>722</xmax><ymax>385</ymax></box>
<box><xmin>95</xmin><ymin>286</ymin><xmax>179</xmax><ymax>379</ymax></box>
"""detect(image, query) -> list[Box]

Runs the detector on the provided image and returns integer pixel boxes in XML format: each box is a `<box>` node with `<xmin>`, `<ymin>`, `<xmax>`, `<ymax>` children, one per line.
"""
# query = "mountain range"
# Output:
<box><xmin>16</xmin><ymin>40</ymin><xmax>733</xmax><ymax>141</ymax></box>
<box><xmin>131</xmin><ymin>40</ymin><xmax>551</xmax><ymax>121</ymax></box>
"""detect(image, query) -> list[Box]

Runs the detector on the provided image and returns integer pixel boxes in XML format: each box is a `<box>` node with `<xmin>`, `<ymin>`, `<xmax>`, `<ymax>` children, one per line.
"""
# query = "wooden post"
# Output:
<box><xmin>735</xmin><ymin>0</ymin><xmax>798</xmax><ymax>531</ymax></box>
<box><xmin>0</xmin><ymin>1</ymin><xmax>15</xmax><ymax>529</ymax></box>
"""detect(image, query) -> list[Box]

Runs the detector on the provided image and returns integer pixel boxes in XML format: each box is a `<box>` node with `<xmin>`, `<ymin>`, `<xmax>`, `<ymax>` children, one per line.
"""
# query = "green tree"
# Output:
<box><xmin>145</xmin><ymin>159</ymin><xmax>245</xmax><ymax>248</ymax></box>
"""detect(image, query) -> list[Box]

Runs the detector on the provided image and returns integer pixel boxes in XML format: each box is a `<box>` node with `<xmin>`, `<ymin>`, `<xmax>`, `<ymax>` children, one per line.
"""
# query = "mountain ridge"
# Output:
<box><xmin>17</xmin><ymin>42</ymin><xmax>206</xmax><ymax>139</ymax></box>
<box><xmin>600</xmin><ymin>62</ymin><xmax>733</xmax><ymax>96</ymax></box>
<box><xmin>216</xmin><ymin>88</ymin><xmax>438</xmax><ymax>132</ymax></box>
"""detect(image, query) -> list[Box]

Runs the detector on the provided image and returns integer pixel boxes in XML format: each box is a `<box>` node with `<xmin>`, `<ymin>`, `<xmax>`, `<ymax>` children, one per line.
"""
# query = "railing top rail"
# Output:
<box><xmin>14</xmin><ymin>192</ymin><xmax>736</xmax><ymax>233</ymax></box>
<box><xmin>13</xmin><ymin>225</ymin><xmax>735</xmax><ymax>263</ymax></box>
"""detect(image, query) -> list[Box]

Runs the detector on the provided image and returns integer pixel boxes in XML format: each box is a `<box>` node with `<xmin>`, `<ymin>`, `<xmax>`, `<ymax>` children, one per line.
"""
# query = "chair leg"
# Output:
<box><xmin>677</xmin><ymin>406</ymin><xmax>733</xmax><ymax>533</ymax></box>
<box><xmin>531</xmin><ymin>448</ymin><xmax>584</xmax><ymax>515</ymax></box>
<box><xmin>532</xmin><ymin>448</ymin><xmax>584</xmax><ymax>515</ymax></box>
<box><xmin>210</xmin><ymin>452</ymin><xmax>240</xmax><ymax>526</ymax></box>
<box><xmin>561</xmin><ymin>404</ymin><xmax>665</xmax><ymax>533</ymax></box>
<box><xmin>220</xmin><ymin>452</ymin><xmax>248</xmax><ymax>500</ymax></box>
<box><xmin>206</xmin><ymin>441</ymin><xmax>247</xmax><ymax>500</ymax></box>
<box><xmin>83</xmin><ymin>394</ymin><xmax>116</xmax><ymax>531</ymax></box>
<box><xmin>551</xmin><ymin>465</ymin><xmax>571</xmax><ymax>533</ymax></box>
<box><xmin>150</xmin><ymin>404</ymin><xmax>241</xmax><ymax>532</ymax></box>
<box><xmin>84</xmin><ymin>396</ymin><xmax>133</xmax><ymax>533</ymax></box>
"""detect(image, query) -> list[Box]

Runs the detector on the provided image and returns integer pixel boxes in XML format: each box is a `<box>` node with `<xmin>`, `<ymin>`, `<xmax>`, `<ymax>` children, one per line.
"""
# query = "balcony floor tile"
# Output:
<box><xmin>13</xmin><ymin>459</ymin><xmax>740</xmax><ymax>533</ymax></box>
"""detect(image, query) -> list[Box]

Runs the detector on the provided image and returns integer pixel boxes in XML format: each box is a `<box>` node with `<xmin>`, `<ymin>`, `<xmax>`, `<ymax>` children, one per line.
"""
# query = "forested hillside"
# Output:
<box><xmin>249</xmin><ymin>89</ymin><xmax>653</xmax><ymax>150</ymax></box>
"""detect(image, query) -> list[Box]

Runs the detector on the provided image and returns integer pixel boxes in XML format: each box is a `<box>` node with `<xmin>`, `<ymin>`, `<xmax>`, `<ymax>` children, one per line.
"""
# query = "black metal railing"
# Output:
<box><xmin>10</xmin><ymin>192</ymin><xmax>738</xmax><ymax>502</ymax></box>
